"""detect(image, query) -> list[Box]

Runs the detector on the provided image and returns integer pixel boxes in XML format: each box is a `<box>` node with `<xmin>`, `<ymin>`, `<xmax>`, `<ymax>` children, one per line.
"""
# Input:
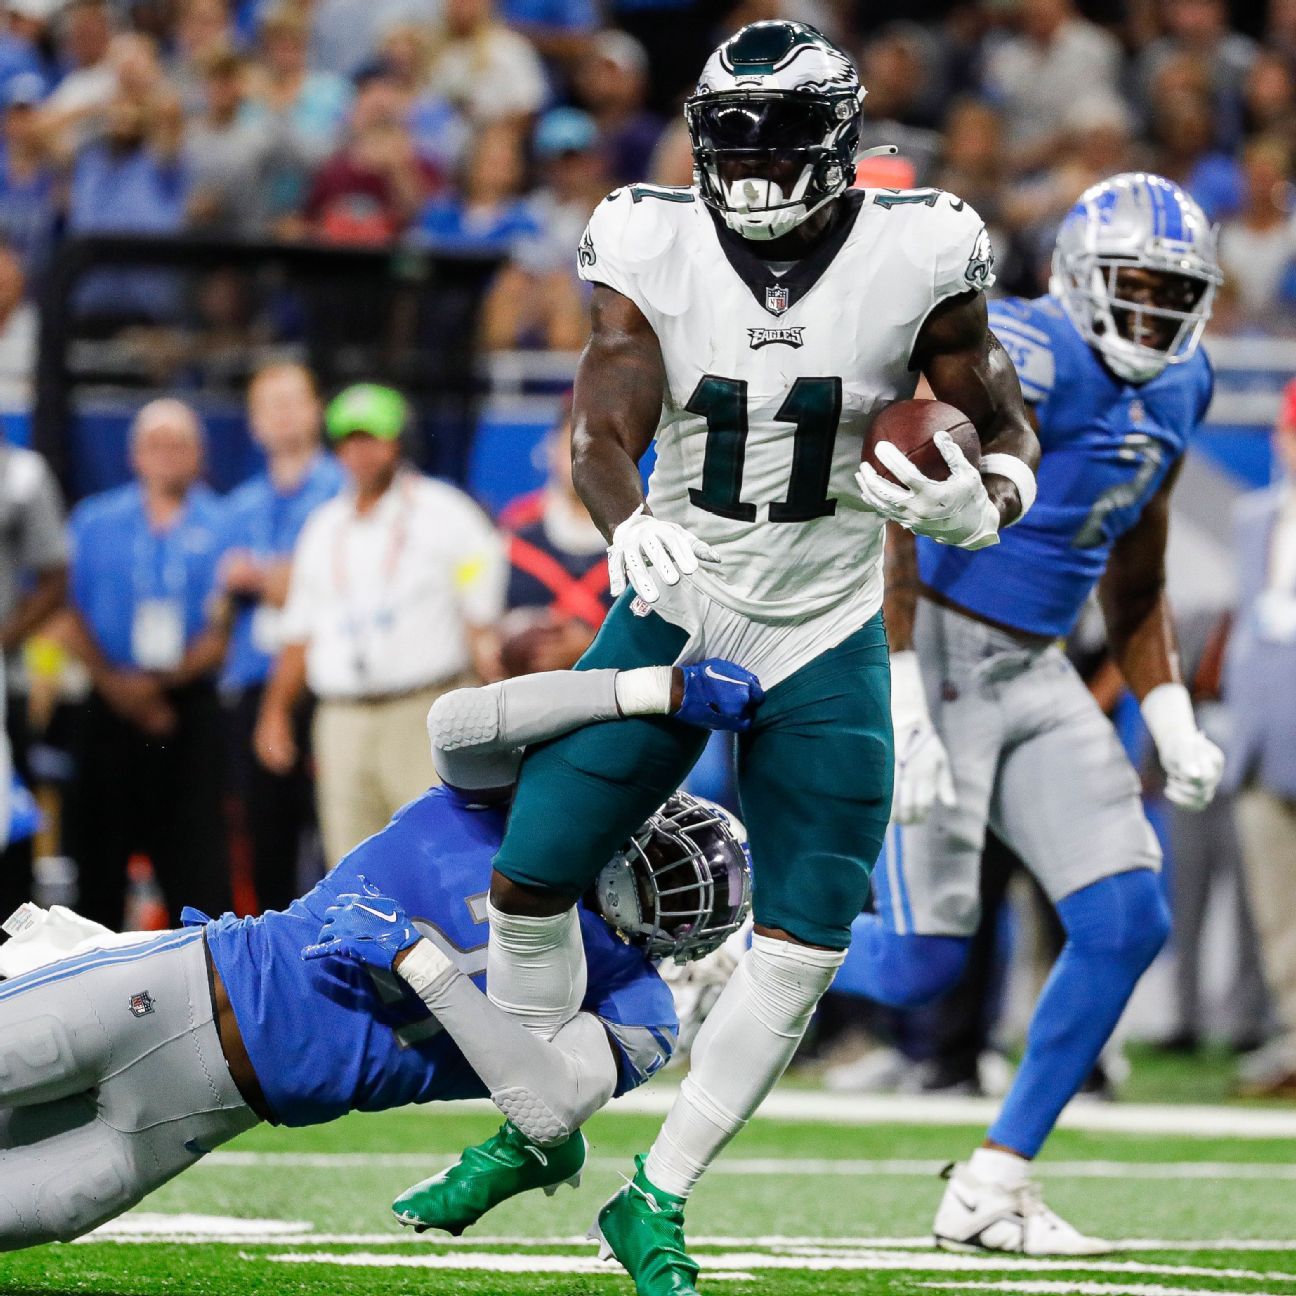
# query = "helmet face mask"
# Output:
<box><xmin>592</xmin><ymin>792</ymin><xmax>752</xmax><ymax>963</ymax></box>
<box><xmin>686</xmin><ymin>22</ymin><xmax>864</xmax><ymax>243</ymax></box>
<box><xmin>1051</xmin><ymin>173</ymin><xmax>1222</xmax><ymax>383</ymax></box>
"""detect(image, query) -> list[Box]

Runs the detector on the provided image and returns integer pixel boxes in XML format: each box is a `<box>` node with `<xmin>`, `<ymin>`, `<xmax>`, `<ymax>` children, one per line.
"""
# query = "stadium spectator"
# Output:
<box><xmin>496</xmin><ymin>0</ymin><xmax>596</xmax><ymax>74</ymax></box>
<box><xmin>1243</xmin><ymin>49</ymin><xmax>1296</xmax><ymax>140</ymax></box>
<box><xmin>525</xmin><ymin>107</ymin><xmax>608</xmax><ymax>264</ymax></box>
<box><xmin>980</xmin><ymin>0</ymin><xmax>1122</xmax><ymax>176</ymax></box>
<box><xmin>184</xmin><ymin>48</ymin><xmax>275</xmax><ymax>236</ymax></box>
<box><xmin>308</xmin><ymin>0</ymin><xmax>439</xmax><ymax>80</ymax></box>
<box><xmin>168</xmin><ymin>0</ymin><xmax>237</xmax><ymax>117</ymax></box>
<box><xmin>426</xmin><ymin>0</ymin><xmax>547</xmax><ymax>127</ymax></box>
<box><xmin>415</xmin><ymin>121</ymin><xmax>539</xmax><ymax>250</ymax></box>
<box><xmin>242</xmin><ymin>6</ymin><xmax>351</xmax><ymax>225</ymax></box>
<box><xmin>376</xmin><ymin>23</ymin><xmax>470</xmax><ymax>175</ymax></box>
<box><xmin>0</xmin><ymin>423</ymin><xmax>66</xmax><ymax>921</ymax></box>
<box><xmin>932</xmin><ymin>98</ymin><xmax>1006</xmax><ymax>238</ymax></box>
<box><xmin>858</xmin><ymin>23</ymin><xmax>943</xmax><ymax>184</ymax></box>
<box><xmin>492</xmin><ymin>403</ymin><xmax>609</xmax><ymax>676</ymax></box>
<box><xmin>0</xmin><ymin>73</ymin><xmax>56</xmax><ymax>285</ymax></box>
<box><xmin>300</xmin><ymin>69</ymin><xmax>440</xmax><ymax>244</ymax></box>
<box><xmin>254</xmin><ymin>383</ymin><xmax>505</xmax><ymax>865</ymax></box>
<box><xmin>0</xmin><ymin>0</ymin><xmax>55</xmax><ymax>92</ymax></box>
<box><xmin>573</xmin><ymin>29</ymin><xmax>661</xmax><ymax>187</ymax></box>
<box><xmin>1225</xmin><ymin>383</ymin><xmax>1296</xmax><ymax>1097</ymax></box>
<box><xmin>62</xmin><ymin>399</ymin><xmax>231</xmax><ymax>929</ymax></box>
<box><xmin>42</xmin><ymin>0</ymin><xmax>115</xmax><ymax>134</ymax></box>
<box><xmin>1216</xmin><ymin>136</ymin><xmax>1296</xmax><ymax>327</ymax></box>
<box><xmin>1150</xmin><ymin>89</ymin><xmax>1244</xmax><ymax>223</ymax></box>
<box><xmin>67</xmin><ymin>89</ymin><xmax>189</xmax><ymax>323</ymax></box>
<box><xmin>216</xmin><ymin>362</ymin><xmax>342</xmax><ymax>913</ymax></box>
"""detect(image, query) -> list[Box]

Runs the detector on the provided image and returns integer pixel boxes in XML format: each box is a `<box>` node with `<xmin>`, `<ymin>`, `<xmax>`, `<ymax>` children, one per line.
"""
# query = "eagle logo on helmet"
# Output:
<box><xmin>686</xmin><ymin>21</ymin><xmax>865</xmax><ymax>243</ymax></box>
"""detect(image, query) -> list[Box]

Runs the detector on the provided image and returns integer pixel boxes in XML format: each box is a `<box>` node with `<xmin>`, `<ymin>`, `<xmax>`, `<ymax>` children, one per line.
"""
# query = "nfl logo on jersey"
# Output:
<box><xmin>765</xmin><ymin>284</ymin><xmax>790</xmax><ymax>315</ymax></box>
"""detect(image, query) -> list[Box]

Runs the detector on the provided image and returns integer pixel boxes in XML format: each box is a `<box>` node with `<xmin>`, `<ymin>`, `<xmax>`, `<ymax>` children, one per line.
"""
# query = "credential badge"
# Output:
<box><xmin>765</xmin><ymin>284</ymin><xmax>790</xmax><ymax>315</ymax></box>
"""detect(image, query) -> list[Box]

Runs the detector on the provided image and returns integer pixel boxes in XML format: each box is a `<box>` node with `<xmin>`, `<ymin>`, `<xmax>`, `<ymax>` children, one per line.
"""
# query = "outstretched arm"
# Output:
<box><xmin>1099</xmin><ymin>464</ymin><xmax>1222</xmax><ymax>812</ymax></box>
<box><xmin>429</xmin><ymin>661</ymin><xmax>764</xmax><ymax>792</ymax></box>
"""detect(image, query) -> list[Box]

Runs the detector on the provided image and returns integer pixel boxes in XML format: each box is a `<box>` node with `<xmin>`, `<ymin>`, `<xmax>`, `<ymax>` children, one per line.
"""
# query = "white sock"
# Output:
<box><xmin>644</xmin><ymin>934</ymin><xmax>845</xmax><ymax>1199</ymax></box>
<box><xmin>486</xmin><ymin>902</ymin><xmax>587</xmax><ymax>1040</ymax></box>
<box><xmin>969</xmin><ymin>1146</ymin><xmax>1030</xmax><ymax>1188</ymax></box>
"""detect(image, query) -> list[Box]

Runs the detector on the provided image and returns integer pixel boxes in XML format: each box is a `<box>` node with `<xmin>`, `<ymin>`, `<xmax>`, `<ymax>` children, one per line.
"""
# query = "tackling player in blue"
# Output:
<box><xmin>837</xmin><ymin>173</ymin><xmax>1225</xmax><ymax>1255</ymax></box>
<box><xmin>0</xmin><ymin>657</ymin><xmax>761</xmax><ymax>1250</ymax></box>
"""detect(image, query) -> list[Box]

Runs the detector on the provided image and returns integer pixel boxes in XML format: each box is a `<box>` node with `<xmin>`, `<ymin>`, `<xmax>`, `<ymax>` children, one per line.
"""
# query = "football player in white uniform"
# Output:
<box><xmin>431</xmin><ymin>22</ymin><xmax>1039</xmax><ymax>1296</ymax></box>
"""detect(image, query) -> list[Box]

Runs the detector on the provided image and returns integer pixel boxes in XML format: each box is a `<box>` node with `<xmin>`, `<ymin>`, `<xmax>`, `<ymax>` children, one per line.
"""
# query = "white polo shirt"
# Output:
<box><xmin>281</xmin><ymin>470</ymin><xmax>505</xmax><ymax>700</ymax></box>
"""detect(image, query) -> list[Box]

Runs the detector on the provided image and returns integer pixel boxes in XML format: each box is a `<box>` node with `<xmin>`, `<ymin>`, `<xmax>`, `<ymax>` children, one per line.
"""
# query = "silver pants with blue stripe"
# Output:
<box><xmin>0</xmin><ymin>929</ymin><xmax>256</xmax><ymax>1249</ymax></box>
<box><xmin>874</xmin><ymin>600</ymin><xmax>1161</xmax><ymax>937</ymax></box>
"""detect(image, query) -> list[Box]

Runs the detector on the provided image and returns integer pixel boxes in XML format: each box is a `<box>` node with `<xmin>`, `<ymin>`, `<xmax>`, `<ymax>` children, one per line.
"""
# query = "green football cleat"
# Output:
<box><xmin>392</xmin><ymin>1121</ymin><xmax>585</xmax><ymax>1236</ymax></box>
<box><xmin>590</xmin><ymin>1154</ymin><xmax>701</xmax><ymax>1296</ymax></box>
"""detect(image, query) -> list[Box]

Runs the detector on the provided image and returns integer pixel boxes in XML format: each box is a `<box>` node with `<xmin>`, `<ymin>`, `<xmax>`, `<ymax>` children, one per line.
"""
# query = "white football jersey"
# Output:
<box><xmin>577</xmin><ymin>183</ymin><xmax>995</xmax><ymax>624</ymax></box>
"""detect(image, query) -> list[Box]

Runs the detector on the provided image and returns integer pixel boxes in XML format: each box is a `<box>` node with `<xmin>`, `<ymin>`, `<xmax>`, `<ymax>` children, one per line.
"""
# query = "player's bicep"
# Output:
<box><xmin>573</xmin><ymin>284</ymin><xmax>666</xmax><ymax>467</ymax></box>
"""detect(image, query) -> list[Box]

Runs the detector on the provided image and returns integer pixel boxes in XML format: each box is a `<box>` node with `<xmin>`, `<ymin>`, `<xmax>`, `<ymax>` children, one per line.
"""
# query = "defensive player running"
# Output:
<box><xmin>0</xmin><ymin>658</ymin><xmax>758</xmax><ymax>1250</ymax></box>
<box><xmin>470</xmin><ymin>21</ymin><xmax>1038</xmax><ymax>1296</ymax></box>
<box><xmin>837</xmin><ymin>173</ymin><xmax>1225</xmax><ymax>1255</ymax></box>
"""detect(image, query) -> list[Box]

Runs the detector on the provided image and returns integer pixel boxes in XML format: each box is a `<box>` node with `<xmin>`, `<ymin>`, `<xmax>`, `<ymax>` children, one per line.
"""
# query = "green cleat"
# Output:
<box><xmin>392</xmin><ymin>1121</ymin><xmax>585</xmax><ymax>1236</ymax></box>
<box><xmin>590</xmin><ymin>1154</ymin><xmax>701</xmax><ymax>1296</ymax></box>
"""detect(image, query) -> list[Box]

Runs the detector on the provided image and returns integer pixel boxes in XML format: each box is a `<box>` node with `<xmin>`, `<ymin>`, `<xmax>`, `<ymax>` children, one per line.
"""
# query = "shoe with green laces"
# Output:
<box><xmin>391</xmin><ymin>1121</ymin><xmax>585</xmax><ymax>1236</ymax></box>
<box><xmin>590</xmin><ymin>1154</ymin><xmax>700</xmax><ymax>1296</ymax></box>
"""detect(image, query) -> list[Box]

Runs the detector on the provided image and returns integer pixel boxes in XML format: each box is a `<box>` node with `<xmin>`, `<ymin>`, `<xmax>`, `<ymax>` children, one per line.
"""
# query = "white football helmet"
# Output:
<box><xmin>685</xmin><ymin>20</ymin><xmax>865</xmax><ymax>242</ymax></box>
<box><xmin>1050</xmin><ymin>172</ymin><xmax>1223</xmax><ymax>383</ymax></box>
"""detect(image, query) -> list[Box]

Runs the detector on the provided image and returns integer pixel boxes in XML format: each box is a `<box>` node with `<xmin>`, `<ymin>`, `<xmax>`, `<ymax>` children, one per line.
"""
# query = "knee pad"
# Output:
<box><xmin>0</xmin><ymin>1010</ymin><xmax>111</xmax><ymax>1107</ymax></box>
<box><xmin>835</xmin><ymin>915</ymin><xmax>968</xmax><ymax>1009</ymax></box>
<box><xmin>1058</xmin><ymin>869</ymin><xmax>1170</xmax><ymax>971</ymax></box>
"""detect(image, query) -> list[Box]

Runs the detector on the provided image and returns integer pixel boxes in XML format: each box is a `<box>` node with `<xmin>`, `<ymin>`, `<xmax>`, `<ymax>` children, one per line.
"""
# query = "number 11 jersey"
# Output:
<box><xmin>577</xmin><ymin>183</ymin><xmax>994</xmax><ymax>624</ymax></box>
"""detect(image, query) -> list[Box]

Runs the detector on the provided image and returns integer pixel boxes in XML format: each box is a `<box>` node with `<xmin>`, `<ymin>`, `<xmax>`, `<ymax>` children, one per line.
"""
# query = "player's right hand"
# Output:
<box><xmin>608</xmin><ymin>504</ymin><xmax>719</xmax><ymax>603</ymax></box>
<box><xmin>676</xmin><ymin>659</ymin><xmax>764</xmax><ymax>731</ymax></box>
<box><xmin>301</xmin><ymin>879</ymin><xmax>422</xmax><ymax>972</ymax></box>
<box><xmin>892</xmin><ymin>715</ymin><xmax>957</xmax><ymax>824</ymax></box>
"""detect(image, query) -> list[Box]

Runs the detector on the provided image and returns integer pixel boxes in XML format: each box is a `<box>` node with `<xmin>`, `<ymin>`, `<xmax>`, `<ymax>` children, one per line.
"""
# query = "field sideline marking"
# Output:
<box><xmin>198</xmin><ymin>1150</ymin><xmax>1296</xmax><ymax>1181</ymax></box>
<box><xmin>923</xmin><ymin>1284</ymin><xmax>1292</xmax><ymax>1296</ymax></box>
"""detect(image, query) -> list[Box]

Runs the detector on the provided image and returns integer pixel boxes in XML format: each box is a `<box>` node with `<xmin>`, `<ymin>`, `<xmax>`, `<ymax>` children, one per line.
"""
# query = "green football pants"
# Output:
<box><xmin>493</xmin><ymin>593</ymin><xmax>894</xmax><ymax>948</ymax></box>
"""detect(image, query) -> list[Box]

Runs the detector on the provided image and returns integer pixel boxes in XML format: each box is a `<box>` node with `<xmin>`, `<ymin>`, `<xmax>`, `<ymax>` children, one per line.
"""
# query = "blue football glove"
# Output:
<box><xmin>676</xmin><ymin>658</ymin><xmax>764</xmax><ymax>732</ymax></box>
<box><xmin>301</xmin><ymin>877</ymin><xmax>421</xmax><ymax>972</ymax></box>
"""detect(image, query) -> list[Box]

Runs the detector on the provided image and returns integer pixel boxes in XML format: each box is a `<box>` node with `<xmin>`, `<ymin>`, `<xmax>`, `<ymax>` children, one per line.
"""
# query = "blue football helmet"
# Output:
<box><xmin>593</xmin><ymin>792</ymin><xmax>752</xmax><ymax>963</ymax></box>
<box><xmin>1051</xmin><ymin>172</ymin><xmax>1223</xmax><ymax>382</ymax></box>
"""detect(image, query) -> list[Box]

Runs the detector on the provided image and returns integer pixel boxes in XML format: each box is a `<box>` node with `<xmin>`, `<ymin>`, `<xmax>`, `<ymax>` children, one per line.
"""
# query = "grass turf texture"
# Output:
<box><xmin>6</xmin><ymin>1096</ymin><xmax>1296</xmax><ymax>1296</ymax></box>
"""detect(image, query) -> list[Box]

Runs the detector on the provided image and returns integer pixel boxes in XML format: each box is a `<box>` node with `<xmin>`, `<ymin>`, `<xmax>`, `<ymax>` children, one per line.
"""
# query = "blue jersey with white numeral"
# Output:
<box><xmin>204</xmin><ymin>787</ymin><xmax>676</xmax><ymax>1127</ymax></box>
<box><xmin>917</xmin><ymin>294</ymin><xmax>1214</xmax><ymax>638</ymax></box>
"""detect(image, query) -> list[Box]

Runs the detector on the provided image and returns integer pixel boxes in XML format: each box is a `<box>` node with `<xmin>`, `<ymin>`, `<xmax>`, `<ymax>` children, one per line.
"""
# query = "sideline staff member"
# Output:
<box><xmin>255</xmin><ymin>384</ymin><xmax>504</xmax><ymax>864</ymax></box>
<box><xmin>63</xmin><ymin>399</ymin><xmax>231</xmax><ymax>927</ymax></box>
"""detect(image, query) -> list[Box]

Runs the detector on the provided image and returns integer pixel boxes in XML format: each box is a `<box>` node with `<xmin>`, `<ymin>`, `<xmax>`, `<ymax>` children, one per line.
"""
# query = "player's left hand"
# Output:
<box><xmin>675</xmin><ymin>659</ymin><xmax>764</xmax><ymax>732</ymax></box>
<box><xmin>301</xmin><ymin>879</ymin><xmax>422</xmax><ymax>972</ymax></box>
<box><xmin>855</xmin><ymin>431</ymin><xmax>1000</xmax><ymax>550</ymax></box>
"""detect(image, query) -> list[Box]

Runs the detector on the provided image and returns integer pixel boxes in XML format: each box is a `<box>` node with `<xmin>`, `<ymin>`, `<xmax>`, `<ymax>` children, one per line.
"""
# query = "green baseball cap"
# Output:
<box><xmin>325</xmin><ymin>383</ymin><xmax>409</xmax><ymax>442</ymax></box>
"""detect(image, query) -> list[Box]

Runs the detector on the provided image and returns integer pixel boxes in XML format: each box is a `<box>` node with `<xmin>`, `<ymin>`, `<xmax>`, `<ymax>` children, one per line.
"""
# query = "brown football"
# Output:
<box><xmin>862</xmin><ymin>399</ymin><xmax>981</xmax><ymax>485</ymax></box>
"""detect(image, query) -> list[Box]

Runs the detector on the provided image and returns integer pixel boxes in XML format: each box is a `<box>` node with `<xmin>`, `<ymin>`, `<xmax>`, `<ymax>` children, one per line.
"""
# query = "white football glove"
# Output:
<box><xmin>608</xmin><ymin>505</ymin><xmax>719</xmax><ymax>603</ymax></box>
<box><xmin>856</xmin><ymin>431</ymin><xmax>1000</xmax><ymax>550</ymax></box>
<box><xmin>890</xmin><ymin>650</ymin><xmax>956</xmax><ymax>825</ymax></box>
<box><xmin>1141</xmin><ymin>682</ymin><xmax>1224</xmax><ymax>812</ymax></box>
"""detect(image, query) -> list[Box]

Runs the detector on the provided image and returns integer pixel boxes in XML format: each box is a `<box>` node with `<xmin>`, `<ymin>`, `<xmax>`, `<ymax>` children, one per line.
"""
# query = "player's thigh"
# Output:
<box><xmin>990</xmin><ymin>657</ymin><xmax>1160</xmax><ymax>903</ymax></box>
<box><xmin>495</xmin><ymin>593</ymin><xmax>707</xmax><ymax>896</ymax></box>
<box><xmin>737</xmin><ymin>616</ymin><xmax>892</xmax><ymax>949</ymax></box>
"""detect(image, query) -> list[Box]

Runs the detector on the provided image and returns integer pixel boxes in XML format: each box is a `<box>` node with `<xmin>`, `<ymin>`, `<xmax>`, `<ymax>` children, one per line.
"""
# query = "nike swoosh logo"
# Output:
<box><xmin>703</xmin><ymin>665</ymin><xmax>746</xmax><ymax>686</ymax></box>
<box><xmin>356</xmin><ymin>903</ymin><xmax>399</xmax><ymax>924</ymax></box>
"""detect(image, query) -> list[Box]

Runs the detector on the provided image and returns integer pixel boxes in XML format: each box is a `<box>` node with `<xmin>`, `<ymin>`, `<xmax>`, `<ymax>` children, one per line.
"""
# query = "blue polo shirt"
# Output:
<box><xmin>69</xmin><ymin>483</ymin><xmax>225</xmax><ymax>669</ymax></box>
<box><xmin>218</xmin><ymin>453</ymin><xmax>344</xmax><ymax>690</ymax></box>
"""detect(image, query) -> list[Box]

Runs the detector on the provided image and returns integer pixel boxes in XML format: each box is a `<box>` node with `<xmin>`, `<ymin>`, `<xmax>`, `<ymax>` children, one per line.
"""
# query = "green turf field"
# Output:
<box><xmin>6</xmin><ymin>1091</ymin><xmax>1296</xmax><ymax>1296</ymax></box>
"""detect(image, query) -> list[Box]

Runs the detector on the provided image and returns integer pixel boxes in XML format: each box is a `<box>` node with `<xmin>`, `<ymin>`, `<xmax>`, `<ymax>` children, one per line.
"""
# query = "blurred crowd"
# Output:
<box><xmin>0</xmin><ymin>0</ymin><xmax>1294</xmax><ymax>343</ymax></box>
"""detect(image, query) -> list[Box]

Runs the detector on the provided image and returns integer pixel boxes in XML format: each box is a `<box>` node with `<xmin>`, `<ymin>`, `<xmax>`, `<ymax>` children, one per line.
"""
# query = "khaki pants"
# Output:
<box><xmin>313</xmin><ymin>681</ymin><xmax>462</xmax><ymax>866</ymax></box>
<box><xmin>1236</xmin><ymin>785</ymin><xmax>1296</xmax><ymax>1049</ymax></box>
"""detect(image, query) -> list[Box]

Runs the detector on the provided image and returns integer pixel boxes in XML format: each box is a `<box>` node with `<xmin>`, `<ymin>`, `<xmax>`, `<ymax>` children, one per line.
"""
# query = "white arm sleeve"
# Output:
<box><xmin>397</xmin><ymin>941</ymin><xmax>618</xmax><ymax>1145</ymax></box>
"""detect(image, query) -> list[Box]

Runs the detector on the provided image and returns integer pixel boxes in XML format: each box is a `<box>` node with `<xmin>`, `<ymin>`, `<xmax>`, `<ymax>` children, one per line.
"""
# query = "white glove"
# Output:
<box><xmin>608</xmin><ymin>505</ymin><xmax>719</xmax><ymax>603</ymax></box>
<box><xmin>1141</xmin><ymin>682</ymin><xmax>1224</xmax><ymax>812</ymax></box>
<box><xmin>890</xmin><ymin>650</ymin><xmax>956</xmax><ymax>825</ymax></box>
<box><xmin>856</xmin><ymin>431</ymin><xmax>1000</xmax><ymax>550</ymax></box>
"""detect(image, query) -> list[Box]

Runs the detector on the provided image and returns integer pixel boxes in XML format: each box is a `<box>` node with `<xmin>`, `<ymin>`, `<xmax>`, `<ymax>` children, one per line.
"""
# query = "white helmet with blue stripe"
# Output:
<box><xmin>1051</xmin><ymin>172</ymin><xmax>1222</xmax><ymax>383</ymax></box>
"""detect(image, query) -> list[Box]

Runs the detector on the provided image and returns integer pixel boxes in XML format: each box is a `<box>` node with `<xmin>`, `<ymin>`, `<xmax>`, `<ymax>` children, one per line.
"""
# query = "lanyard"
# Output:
<box><xmin>330</xmin><ymin>473</ymin><xmax>415</xmax><ymax>597</ymax></box>
<box><xmin>132</xmin><ymin>502</ymin><xmax>189</xmax><ymax>605</ymax></box>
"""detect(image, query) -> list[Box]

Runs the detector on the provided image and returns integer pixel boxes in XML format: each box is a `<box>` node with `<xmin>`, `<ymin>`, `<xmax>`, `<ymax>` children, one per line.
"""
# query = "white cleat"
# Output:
<box><xmin>933</xmin><ymin>1161</ymin><xmax>1113</xmax><ymax>1257</ymax></box>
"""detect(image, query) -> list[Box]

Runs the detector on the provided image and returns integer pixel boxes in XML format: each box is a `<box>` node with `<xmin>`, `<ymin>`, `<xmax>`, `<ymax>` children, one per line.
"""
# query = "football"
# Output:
<box><xmin>862</xmin><ymin>399</ymin><xmax>981</xmax><ymax>485</ymax></box>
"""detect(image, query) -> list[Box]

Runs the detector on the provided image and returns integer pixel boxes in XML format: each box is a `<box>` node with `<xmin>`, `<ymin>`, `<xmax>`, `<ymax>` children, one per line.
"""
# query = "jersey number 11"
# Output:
<box><xmin>687</xmin><ymin>375</ymin><xmax>842</xmax><ymax>524</ymax></box>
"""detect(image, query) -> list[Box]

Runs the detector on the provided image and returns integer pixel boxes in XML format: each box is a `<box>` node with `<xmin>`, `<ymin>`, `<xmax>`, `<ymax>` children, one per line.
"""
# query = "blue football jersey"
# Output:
<box><xmin>917</xmin><ymin>294</ymin><xmax>1214</xmax><ymax>638</ymax></box>
<box><xmin>205</xmin><ymin>787</ymin><xmax>677</xmax><ymax>1127</ymax></box>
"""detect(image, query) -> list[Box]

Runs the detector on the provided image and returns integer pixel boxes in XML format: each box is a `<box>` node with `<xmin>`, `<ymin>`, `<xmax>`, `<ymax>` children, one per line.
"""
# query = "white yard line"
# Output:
<box><xmin>197</xmin><ymin>1150</ymin><xmax>1296</xmax><ymax>1180</ymax></box>
<box><xmin>922</xmin><ymin>1284</ymin><xmax>1292</xmax><ymax>1296</ymax></box>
